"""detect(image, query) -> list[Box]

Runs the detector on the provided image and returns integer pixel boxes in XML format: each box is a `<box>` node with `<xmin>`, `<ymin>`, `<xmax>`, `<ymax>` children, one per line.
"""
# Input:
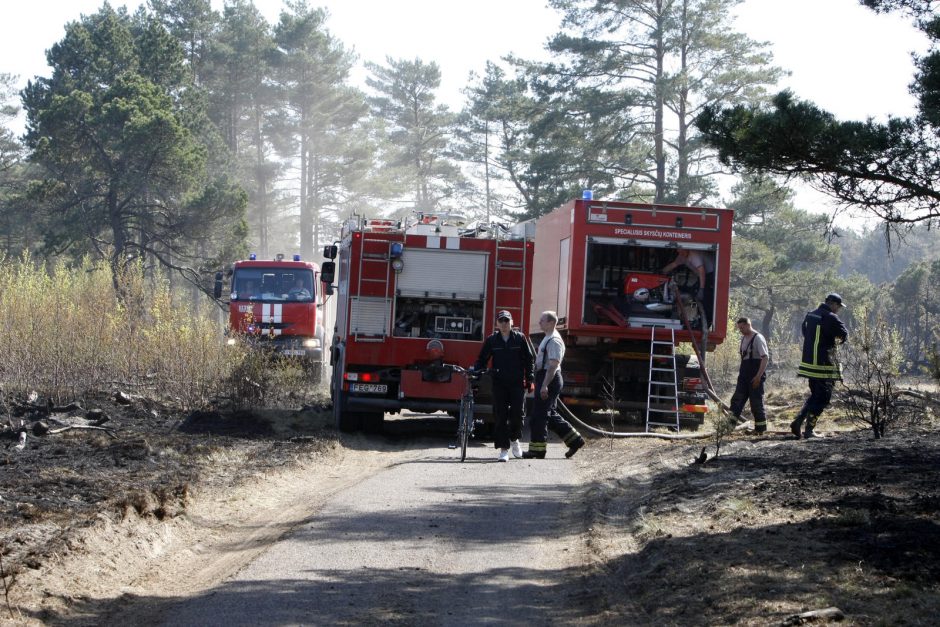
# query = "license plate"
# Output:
<box><xmin>350</xmin><ymin>383</ymin><xmax>387</xmax><ymax>394</ymax></box>
<box><xmin>282</xmin><ymin>349</ymin><xmax>305</xmax><ymax>356</ymax></box>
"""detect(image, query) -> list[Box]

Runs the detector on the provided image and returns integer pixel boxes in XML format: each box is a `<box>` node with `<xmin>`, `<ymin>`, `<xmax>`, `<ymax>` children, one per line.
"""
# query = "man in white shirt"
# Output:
<box><xmin>729</xmin><ymin>317</ymin><xmax>769</xmax><ymax>434</ymax></box>
<box><xmin>522</xmin><ymin>311</ymin><xmax>586</xmax><ymax>459</ymax></box>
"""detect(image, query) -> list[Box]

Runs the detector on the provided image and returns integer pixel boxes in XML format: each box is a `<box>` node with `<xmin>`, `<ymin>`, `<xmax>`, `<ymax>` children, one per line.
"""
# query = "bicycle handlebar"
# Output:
<box><xmin>443</xmin><ymin>364</ymin><xmax>487</xmax><ymax>380</ymax></box>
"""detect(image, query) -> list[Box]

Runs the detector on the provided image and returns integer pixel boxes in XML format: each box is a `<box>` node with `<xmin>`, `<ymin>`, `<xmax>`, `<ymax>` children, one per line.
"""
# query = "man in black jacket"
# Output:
<box><xmin>474</xmin><ymin>310</ymin><xmax>535</xmax><ymax>462</ymax></box>
<box><xmin>791</xmin><ymin>293</ymin><xmax>849</xmax><ymax>439</ymax></box>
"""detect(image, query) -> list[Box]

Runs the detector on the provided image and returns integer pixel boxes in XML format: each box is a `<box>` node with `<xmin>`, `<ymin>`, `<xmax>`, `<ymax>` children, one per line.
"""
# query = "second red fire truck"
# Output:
<box><xmin>320</xmin><ymin>214</ymin><xmax>534</xmax><ymax>432</ymax></box>
<box><xmin>529</xmin><ymin>196</ymin><xmax>733</xmax><ymax>427</ymax></box>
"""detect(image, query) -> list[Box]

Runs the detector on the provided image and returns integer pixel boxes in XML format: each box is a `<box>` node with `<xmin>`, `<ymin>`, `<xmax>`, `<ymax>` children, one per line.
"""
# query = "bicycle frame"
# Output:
<box><xmin>445</xmin><ymin>364</ymin><xmax>483</xmax><ymax>461</ymax></box>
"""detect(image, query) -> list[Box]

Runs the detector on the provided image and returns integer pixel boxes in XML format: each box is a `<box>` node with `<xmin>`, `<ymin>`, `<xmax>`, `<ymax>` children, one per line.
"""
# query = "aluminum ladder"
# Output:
<box><xmin>645</xmin><ymin>325</ymin><xmax>680</xmax><ymax>432</ymax></box>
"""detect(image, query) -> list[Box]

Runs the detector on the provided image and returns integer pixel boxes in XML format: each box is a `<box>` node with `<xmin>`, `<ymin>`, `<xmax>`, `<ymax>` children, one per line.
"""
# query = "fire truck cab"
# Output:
<box><xmin>215</xmin><ymin>254</ymin><xmax>328</xmax><ymax>383</ymax></box>
<box><xmin>321</xmin><ymin>214</ymin><xmax>534</xmax><ymax>432</ymax></box>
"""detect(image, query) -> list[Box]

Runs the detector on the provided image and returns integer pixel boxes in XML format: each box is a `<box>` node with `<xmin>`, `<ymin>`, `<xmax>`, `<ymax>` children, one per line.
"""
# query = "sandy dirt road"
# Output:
<box><xmin>160</xmin><ymin>425</ymin><xmax>587</xmax><ymax>626</ymax></box>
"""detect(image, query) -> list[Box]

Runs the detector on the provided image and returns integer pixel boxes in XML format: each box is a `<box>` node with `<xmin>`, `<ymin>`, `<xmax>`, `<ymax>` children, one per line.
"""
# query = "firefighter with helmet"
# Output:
<box><xmin>791</xmin><ymin>293</ymin><xmax>849</xmax><ymax>439</ymax></box>
<box><xmin>473</xmin><ymin>310</ymin><xmax>534</xmax><ymax>462</ymax></box>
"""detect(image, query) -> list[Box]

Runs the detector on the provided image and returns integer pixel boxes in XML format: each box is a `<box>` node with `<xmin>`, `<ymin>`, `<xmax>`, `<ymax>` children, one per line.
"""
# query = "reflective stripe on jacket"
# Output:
<box><xmin>798</xmin><ymin>303</ymin><xmax>848</xmax><ymax>380</ymax></box>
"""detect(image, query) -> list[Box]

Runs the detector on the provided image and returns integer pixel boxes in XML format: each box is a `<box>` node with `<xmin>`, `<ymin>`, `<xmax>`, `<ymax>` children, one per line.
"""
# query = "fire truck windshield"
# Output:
<box><xmin>232</xmin><ymin>268</ymin><xmax>315</xmax><ymax>302</ymax></box>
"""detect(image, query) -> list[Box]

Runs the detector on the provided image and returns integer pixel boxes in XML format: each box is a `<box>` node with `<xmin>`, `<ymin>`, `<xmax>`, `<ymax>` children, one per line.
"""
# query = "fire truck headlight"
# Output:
<box><xmin>303</xmin><ymin>338</ymin><xmax>320</xmax><ymax>348</ymax></box>
<box><xmin>391</xmin><ymin>258</ymin><xmax>404</xmax><ymax>273</ymax></box>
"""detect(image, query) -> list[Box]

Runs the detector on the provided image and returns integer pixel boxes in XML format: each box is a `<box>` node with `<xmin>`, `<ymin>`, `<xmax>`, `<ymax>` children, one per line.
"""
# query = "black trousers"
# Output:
<box><xmin>529</xmin><ymin>370</ymin><xmax>581</xmax><ymax>452</ymax></box>
<box><xmin>702</xmin><ymin>272</ymin><xmax>715</xmax><ymax>329</ymax></box>
<box><xmin>491</xmin><ymin>379</ymin><xmax>525</xmax><ymax>449</ymax></box>
<box><xmin>794</xmin><ymin>378</ymin><xmax>835</xmax><ymax>432</ymax></box>
<box><xmin>730</xmin><ymin>359</ymin><xmax>766</xmax><ymax>430</ymax></box>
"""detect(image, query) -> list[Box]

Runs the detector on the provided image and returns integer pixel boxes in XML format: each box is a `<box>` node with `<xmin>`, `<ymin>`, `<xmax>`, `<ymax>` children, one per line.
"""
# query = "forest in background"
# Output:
<box><xmin>0</xmin><ymin>0</ymin><xmax>939</xmax><ymax>374</ymax></box>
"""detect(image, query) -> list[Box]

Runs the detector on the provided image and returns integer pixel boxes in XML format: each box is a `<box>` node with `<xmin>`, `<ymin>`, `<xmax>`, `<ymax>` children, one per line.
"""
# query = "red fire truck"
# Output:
<box><xmin>529</xmin><ymin>197</ymin><xmax>733</xmax><ymax>426</ymax></box>
<box><xmin>320</xmin><ymin>214</ymin><xmax>535</xmax><ymax>432</ymax></box>
<box><xmin>214</xmin><ymin>254</ymin><xmax>328</xmax><ymax>383</ymax></box>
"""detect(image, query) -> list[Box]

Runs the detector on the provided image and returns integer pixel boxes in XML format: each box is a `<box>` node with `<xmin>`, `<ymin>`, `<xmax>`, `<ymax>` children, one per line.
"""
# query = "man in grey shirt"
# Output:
<box><xmin>523</xmin><ymin>311</ymin><xmax>586</xmax><ymax>459</ymax></box>
<box><xmin>729</xmin><ymin>317</ymin><xmax>769</xmax><ymax>434</ymax></box>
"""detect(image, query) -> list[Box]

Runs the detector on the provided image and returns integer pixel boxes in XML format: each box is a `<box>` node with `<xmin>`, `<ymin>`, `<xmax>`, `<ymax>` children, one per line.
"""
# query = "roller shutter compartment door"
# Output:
<box><xmin>395</xmin><ymin>250</ymin><xmax>487</xmax><ymax>300</ymax></box>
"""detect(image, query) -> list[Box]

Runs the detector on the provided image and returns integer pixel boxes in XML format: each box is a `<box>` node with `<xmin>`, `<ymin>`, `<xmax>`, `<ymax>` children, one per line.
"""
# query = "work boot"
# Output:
<box><xmin>790</xmin><ymin>419</ymin><xmax>803</xmax><ymax>439</ymax></box>
<box><xmin>803</xmin><ymin>430</ymin><xmax>819</xmax><ymax>439</ymax></box>
<box><xmin>510</xmin><ymin>440</ymin><xmax>523</xmax><ymax>459</ymax></box>
<box><xmin>522</xmin><ymin>450</ymin><xmax>545</xmax><ymax>459</ymax></box>
<box><xmin>498</xmin><ymin>448</ymin><xmax>510</xmax><ymax>462</ymax></box>
<box><xmin>565</xmin><ymin>438</ymin><xmax>585</xmax><ymax>458</ymax></box>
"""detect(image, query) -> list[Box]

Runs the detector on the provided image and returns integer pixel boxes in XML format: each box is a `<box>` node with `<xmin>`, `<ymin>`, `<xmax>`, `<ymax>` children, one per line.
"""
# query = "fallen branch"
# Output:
<box><xmin>46</xmin><ymin>425</ymin><xmax>117</xmax><ymax>438</ymax></box>
<box><xmin>842</xmin><ymin>387</ymin><xmax>939</xmax><ymax>406</ymax></box>
<box><xmin>780</xmin><ymin>606</ymin><xmax>844</xmax><ymax>625</ymax></box>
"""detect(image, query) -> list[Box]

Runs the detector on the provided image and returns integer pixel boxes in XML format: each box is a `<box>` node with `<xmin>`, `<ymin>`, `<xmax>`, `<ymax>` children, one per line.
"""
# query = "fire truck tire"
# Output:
<box><xmin>361</xmin><ymin>411</ymin><xmax>384</xmax><ymax>434</ymax></box>
<box><xmin>559</xmin><ymin>401</ymin><xmax>594</xmax><ymax>423</ymax></box>
<box><xmin>332</xmin><ymin>390</ymin><xmax>361</xmax><ymax>432</ymax></box>
<box><xmin>335</xmin><ymin>407</ymin><xmax>361</xmax><ymax>432</ymax></box>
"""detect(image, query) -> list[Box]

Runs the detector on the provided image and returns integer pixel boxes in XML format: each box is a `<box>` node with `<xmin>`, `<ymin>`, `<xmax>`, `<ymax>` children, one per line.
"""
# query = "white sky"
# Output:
<box><xmin>0</xmin><ymin>0</ymin><xmax>932</xmax><ymax>220</ymax></box>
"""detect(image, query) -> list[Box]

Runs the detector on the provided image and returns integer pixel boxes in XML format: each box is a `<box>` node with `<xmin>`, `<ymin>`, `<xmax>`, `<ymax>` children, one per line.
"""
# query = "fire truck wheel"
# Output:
<box><xmin>562</xmin><ymin>403</ymin><xmax>594</xmax><ymax>424</ymax></box>
<box><xmin>361</xmin><ymin>411</ymin><xmax>384</xmax><ymax>434</ymax></box>
<box><xmin>333</xmin><ymin>391</ymin><xmax>361</xmax><ymax>432</ymax></box>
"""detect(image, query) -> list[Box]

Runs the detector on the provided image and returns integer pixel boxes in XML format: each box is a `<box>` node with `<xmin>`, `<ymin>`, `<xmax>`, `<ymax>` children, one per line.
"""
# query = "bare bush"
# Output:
<box><xmin>839</xmin><ymin>313</ymin><xmax>922</xmax><ymax>438</ymax></box>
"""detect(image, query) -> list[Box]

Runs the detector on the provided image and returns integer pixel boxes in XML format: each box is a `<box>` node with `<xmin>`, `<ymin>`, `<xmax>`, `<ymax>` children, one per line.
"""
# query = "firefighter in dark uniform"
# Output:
<box><xmin>791</xmin><ymin>293</ymin><xmax>848</xmax><ymax>439</ymax></box>
<box><xmin>522</xmin><ymin>310</ymin><xmax>585</xmax><ymax>459</ymax></box>
<box><xmin>730</xmin><ymin>317</ymin><xmax>769</xmax><ymax>434</ymax></box>
<box><xmin>473</xmin><ymin>310</ymin><xmax>534</xmax><ymax>462</ymax></box>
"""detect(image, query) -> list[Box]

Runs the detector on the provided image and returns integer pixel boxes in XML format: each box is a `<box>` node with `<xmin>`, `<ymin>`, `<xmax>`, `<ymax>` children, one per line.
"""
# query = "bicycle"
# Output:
<box><xmin>446</xmin><ymin>365</ymin><xmax>484</xmax><ymax>462</ymax></box>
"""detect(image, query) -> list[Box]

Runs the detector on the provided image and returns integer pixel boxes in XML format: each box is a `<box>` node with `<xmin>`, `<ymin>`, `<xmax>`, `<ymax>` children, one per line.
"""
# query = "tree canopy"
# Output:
<box><xmin>21</xmin><ymin>5</ymin><xmax>245</xmax><ymax>292</ymax></box>
<box><xmin>697</xmin><ymin>1</ymin><xmax>940</xmax><ymax>226</ymax></box>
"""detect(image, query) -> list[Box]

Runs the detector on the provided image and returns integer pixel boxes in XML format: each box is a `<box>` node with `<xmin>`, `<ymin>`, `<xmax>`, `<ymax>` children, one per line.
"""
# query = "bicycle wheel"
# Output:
<box><xmin>459</xmin><ymin>394</ymin><xmax>472</xmax><ymax>462</ymax></box>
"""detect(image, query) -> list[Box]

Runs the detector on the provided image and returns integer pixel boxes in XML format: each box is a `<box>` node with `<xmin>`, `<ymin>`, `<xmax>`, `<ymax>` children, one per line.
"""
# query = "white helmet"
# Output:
<box><xmin>633</xmin><ymin>287</ymin><xmax>650</xmax><ymax>302</ymax></box>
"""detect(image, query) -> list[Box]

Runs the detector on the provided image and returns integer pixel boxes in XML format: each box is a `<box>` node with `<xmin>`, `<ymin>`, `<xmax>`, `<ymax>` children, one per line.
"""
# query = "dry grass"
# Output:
<box><xmin>0</xmin><ymin>254</ymin><xmax>235</xmax><ymax>409</ymax></box>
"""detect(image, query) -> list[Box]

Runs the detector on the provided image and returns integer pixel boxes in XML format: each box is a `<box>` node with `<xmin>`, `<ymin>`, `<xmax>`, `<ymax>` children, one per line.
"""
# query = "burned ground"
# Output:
<box><xmin>0</xmin><ymin>390</ymin><xmax>337</xmax><ymax>622</ymax></box>
<box><xmin>2</xmin><ymin>386</ymin><xmax>940</xmax><ymax>625</ymax></box>
<box><xmin>575</xmin><ymin>424</ymin><xmax>940</xmax><ymax>625</ymax></box>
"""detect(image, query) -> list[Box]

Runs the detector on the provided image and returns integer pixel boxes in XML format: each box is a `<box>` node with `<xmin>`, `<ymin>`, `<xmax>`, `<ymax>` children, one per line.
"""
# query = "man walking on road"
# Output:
<box><xmin>729</xmin><ymin>317</ymin><xmax>769</xmax><ymax>434</ymax></box>
<box><xmin>791</xmin><ymin>293</ymin><xmax>849</xmax><ymax>439</ymax></box>
<box><xmin>523</xmin><ymin>311</ymin><xmax>585</xmax><ymax>459</ymax></box>
<box><xmin>474</xmin><ymin>310</ymin><xmax>534</xmax><ymax>462</ymax></box>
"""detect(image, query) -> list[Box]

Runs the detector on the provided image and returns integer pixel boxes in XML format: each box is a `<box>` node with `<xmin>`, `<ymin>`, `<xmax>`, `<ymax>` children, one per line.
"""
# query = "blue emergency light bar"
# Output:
<box><xmin>249</xmin><ymin>253</ymin><xmax>257</xmax><ymax>260</ymax></box>
<box><xmin>293</xmin><ymin>254</ymin><xmax>301</xmax><ymax>261</ymax></box>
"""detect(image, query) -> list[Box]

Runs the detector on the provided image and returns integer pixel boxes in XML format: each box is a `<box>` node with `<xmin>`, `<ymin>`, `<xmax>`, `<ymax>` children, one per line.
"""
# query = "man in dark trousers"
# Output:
<box><xmin>523</xmin><ymin>311</ymin><xmax>585</xmax><ymax>459</ymax></box>
<box><xmin>791</xmin><ymin>293</ymin><xmax>849</xmax><ymax>439</ymax></box>
<box><xmin>730</xmin><ymin>317</ymin><xmax>769</xmax><ymax>434</ymax></box>
<box><xmin>473</xmin><ymin>310</ymin><xmax>534</xmax><ymax>462</ymax></box>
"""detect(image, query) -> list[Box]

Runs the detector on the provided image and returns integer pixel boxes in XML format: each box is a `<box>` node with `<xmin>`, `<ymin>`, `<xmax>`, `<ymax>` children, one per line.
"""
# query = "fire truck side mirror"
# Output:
<box><xmin>320</xmin><ymin>261</ymin><xmax>336</xmax><ymax>288</ymax></box>
<box><xmin>213</xmin><ymin>271</ymin><xmax>223</xmax><ymax>299</ymax></box>
<box><xmin>324</xmin><ymin>245</ymin><xmax>337</xmax><ymax>260</ymax></box>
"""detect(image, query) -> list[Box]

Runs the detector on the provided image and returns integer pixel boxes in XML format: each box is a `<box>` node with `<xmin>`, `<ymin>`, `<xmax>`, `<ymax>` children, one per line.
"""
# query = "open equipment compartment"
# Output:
<box><xmin>582</xmin><ymin>238</ymin><xmax>711</xmax><ymax>329</ymax></box>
